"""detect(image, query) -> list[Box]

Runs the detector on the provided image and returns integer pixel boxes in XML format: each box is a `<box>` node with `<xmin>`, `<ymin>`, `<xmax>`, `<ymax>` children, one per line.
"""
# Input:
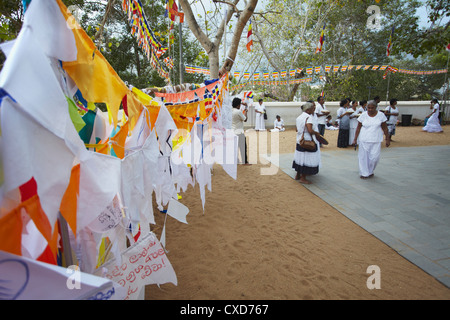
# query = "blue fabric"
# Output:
<box><xmin>204</xmin><ymin>79</ymin><xmax>219</xmax><ymax>86</ymax></box>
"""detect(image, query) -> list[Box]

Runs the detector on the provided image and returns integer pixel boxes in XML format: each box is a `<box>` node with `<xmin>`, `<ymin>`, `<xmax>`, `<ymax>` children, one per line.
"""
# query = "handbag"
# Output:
<box><xmin>263</xmin><ymin>112</ymin><xmax>268</xmax><ymax>120</ymax></box>
<box><xmin>299</xmin><ymin>117</ymin><xmax>316</xmax><ymax>151</ymax></box>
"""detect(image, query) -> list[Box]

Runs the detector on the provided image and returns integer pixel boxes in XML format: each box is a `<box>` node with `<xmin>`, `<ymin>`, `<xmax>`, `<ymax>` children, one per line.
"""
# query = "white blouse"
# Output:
<box><xmin>357</xmin><ymin>111</ymin><xmax>387</xmax><ymax>143</ymax></box>
<box><xmin>296</xmin><ymin>112</ymin><xmax>316</xmax><ymax>143</ymax></box>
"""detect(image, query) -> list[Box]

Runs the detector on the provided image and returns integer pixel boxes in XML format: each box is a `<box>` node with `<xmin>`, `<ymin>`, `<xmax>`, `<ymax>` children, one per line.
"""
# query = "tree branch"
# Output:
<box><xmin>179</xmin><ymin>0</ymin><xmax>215</xmax><ymax>54</ymax></box>
<box><xmin>219</xmin><ymin>0</ymin><xmax>258</xmax><ymax>76</ymax></box>
<box><xmin>94</xmin><ymin>0</ymin><xmax>115</xmax><ymax>44</ymax></box>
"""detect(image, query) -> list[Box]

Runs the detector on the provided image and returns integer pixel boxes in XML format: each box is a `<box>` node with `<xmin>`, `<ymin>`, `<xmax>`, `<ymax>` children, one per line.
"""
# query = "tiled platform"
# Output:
<box><xmin>265</xmin><ymin>145</ymin><xmax>450</xmax><ymax>288</ymax></box>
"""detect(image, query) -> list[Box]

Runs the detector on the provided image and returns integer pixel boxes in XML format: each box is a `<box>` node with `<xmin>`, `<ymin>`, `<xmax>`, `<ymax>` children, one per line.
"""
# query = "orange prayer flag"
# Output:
<box><xmin>0</xmin><ymin>193</ymin><xmax>57</xmax><ymax>260</ymax></box>
<box><xmin>127</xmin><ymin>91</ymin><xmax>145</xmax><ymax>130</ymax></box>
<box><xmin>110</xmin><ymin>121</ymin><xmax>129</xmax><ymax>159</ymax></box>
<box><xmin>59</xmin><ymin>164</ymin><xmax>80</xmax><ymax>235</ymax></box>
<box><xmin>0</xmin><ymin>207</ymin><xmax>23</xmax><ymax>255</ymax></box>
<box><xmin>56</xmin><ymin>0</ymin><xmax>129</xmax><ymax>127</ymax></box>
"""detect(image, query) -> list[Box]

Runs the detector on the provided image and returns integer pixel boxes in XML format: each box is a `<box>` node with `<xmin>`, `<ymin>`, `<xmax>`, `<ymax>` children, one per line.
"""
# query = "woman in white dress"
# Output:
<box><xmin>352</xmin><ymin>100</ymin><xmax>390</xmax><ymax>179</ymax></box>
<box><xmin>348</xmin><ymin>100</ymin><xmax>359</xmax><ymax>145</ymax></box>
<box><xmin>255</xmin><ymin>99</ymin><xmax>266</xmax><ymax>131</ymax></box>
<box><xmin>384</xmin><ymin>98</ymin><xmax>399</xmax><ymax>140</ymax></box>
<box><xmin>358</xmin><ymin>100</ymin><xmax>367</xmax><ymax>114</ymax></box>
<box><xmin>292</xmin><ymin>102</ymin><xmax>321</xmax><ymax>184</ymax></box>
<box><xmin>422</xmin><ymin>99</ymin><xmax>443</xmax><ymax>133</ymax></box>
<box><xmin>271</xmin><ymin>115</ymin><xmax>285</xmax><ymax>132</ymax></box>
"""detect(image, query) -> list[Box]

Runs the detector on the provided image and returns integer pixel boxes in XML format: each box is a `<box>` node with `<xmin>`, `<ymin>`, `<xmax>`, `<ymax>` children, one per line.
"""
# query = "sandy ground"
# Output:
<box><xmin>145</xmin><ymin>125</ymin><xmax>450</xmax><ymax>300</ymax></box>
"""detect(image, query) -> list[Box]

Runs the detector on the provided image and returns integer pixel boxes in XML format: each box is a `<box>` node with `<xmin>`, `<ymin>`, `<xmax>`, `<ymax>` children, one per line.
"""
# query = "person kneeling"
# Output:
<box><xmin>271</xmin><ymin>115</ymin><xmax>285</xmax><ymax>132</ymax></box>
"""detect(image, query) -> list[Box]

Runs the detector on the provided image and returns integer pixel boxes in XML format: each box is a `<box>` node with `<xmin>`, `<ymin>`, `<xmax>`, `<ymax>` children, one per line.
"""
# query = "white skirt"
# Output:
<box><xmin>358</xmin><ymin>141</ymin><xmax>381</xmax><ymax>177</ymax></box>
<box><xmin>255</xmin><ymin>113</ymin><xmax>265</xmax><ymax>131</ymax></box>
<box><xmin>349</xmin><ymin>126</ymin><xmax>357</xmax><ymax>145</ymax></box>
<box><xmin>422</xmin><ymin>114</ymin><xmax>443</xmax><ymax>132</ymax></box>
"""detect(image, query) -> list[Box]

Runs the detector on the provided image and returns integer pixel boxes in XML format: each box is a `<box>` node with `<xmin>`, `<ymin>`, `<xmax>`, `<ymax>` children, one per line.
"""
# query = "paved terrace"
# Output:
<box><xmin>266</xmin><ymin>145</ymin><xmax>450</xmax><ymax>288</ymax></box>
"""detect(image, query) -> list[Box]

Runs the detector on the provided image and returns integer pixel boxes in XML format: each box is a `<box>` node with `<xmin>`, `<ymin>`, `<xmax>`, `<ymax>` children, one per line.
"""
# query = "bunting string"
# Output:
<box><xmin>229</xmin><ymin>77</ymin><xmax>313</xmax><ymax>91</ymax></box>
<box><xmin>185</xmin><ymin>64</ymin><xmax>210</xmax><ymax>75</ymax></box>
<box><xmin>122</xmin><ymin>0</ymin><xmax>170</xmax><ymax>79</ymax></box>
<box><xmin>232</xmin><ymin>65</ymin><xmax>448</xmax><ymax>80</ymax></box>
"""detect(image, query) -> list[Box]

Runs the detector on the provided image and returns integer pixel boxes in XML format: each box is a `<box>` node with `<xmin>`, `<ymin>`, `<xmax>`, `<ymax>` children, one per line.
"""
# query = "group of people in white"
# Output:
<box><xmin>236</xmin><ymin>97</ymin><xmax>286</xmax><ymax>132</ymax></box>
<box><xmin>232</xmin><ymin>94</ymin><xmax>444</xmax><ymax>181</ymax></box>
<box><xmin>293</xmin><ymin>96</ymin><xmax>443</xmax><ymax>184</ymax></box>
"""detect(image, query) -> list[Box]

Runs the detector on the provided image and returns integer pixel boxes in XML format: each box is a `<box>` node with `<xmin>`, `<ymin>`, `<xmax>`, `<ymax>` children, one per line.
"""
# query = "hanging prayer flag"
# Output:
<box><xmin>333</xmin><ymin>66</ymin><xmax>340</xmax><ymax>72</ymax></box>
<box><xmin>165</xmin><ymin>0</ymin><xmax>184</xmax><ymax>23</ymax></box>
<box><xmin>247</xmin><ymin>19</ymin><xmax>253</xmax><ymax>52</ymax></box>
<box><xmin>234</xmin><ymin>71</ymin><xmax>240</xmax><ymax>79</ymax></box>
<box><xmin>164</xmin><ymin>56</ymin><xmax>174</xmax><ymax>69</ymax></box>
<box><xmin>386</xmin><ymin>26</ymin><xmax>394</xmax><ymax>57</ymax></box>
<box><xmin>446</xmin><ymin>43</ymin><xmax>450</xmax><ymax>52</ymax></box>
<box><xmin>244</xmin><ymin>91</ymin><xmax>253</xmax><ymax>100</ymax></box>
<box><xmin>387</xmin><ymin>66</ymin><xmax>398</xmax><ymax>73</ymax></box>
<box><xmin>364</xmin><ymin>65</ymin><xmax>371</xmax><ymax>70</ymax></box>
<box><xmin>356</xmin><ymin>65</ymin><xmax>363</xmax><ymax>70</ymax></box>
<box><xmin>272</xmin><ymin>71</ymin><xmax>279</xmax><ymax>78</ymax></box>
<box><xmin>281</xmin><ymin>70</ymin><xmax>287</xmax><ymax>78</ymax></box>
<box><xmin>263</xmin><ymin>71</ymin><xmax>269</xmax><ymax>79</ymax></box>
<box><xmin>315</xmin><ymin>66</ymin><xmax>321</xmax><ymax>73</ymax></box>
<box><xmin>341</xmin><ymin>66</ymin><xmax>347</xmax><ymax>72</ymax></box>
<box><xmin>383</xmin><ymin>65</ymin><xmax>399</xmax><ymax>79</ymax></box>
<box><xmin>315</xmin><ymin>24</ymin><xmax>325</xmax><ymax>54</ymax></box>
<box><xmin>123</xmin><ymin>0</ymin><xmax>169</xmax><ymax>78</ymax></box>
<box><xmin>372</xmin><ymin>65</ymin><xmax>379</xmax><ymax>70</ymax></box>
<box><xmin>325</xmin><ymin>65</ymin><xmax>332</xmax><ymax>73</ymax></box>
<box><xmin>306</xmin><ymin>67</ymin><xmax>313</xmax><ymax>75</ymax></box>
<box><xmin>253</xmin><ymin>72</ymin><xmax>260</xmax><ymax>80</ymax></box>
<box><xmin>289</xmin><ymin>69</ymin><xmax>296</xmax><ymax>77</ymax></box>
<box><xmin>243</xmin><ymin>71</ymin><xmax>250</xmax><ymax>79</ymax></box>
<box><xmin>379</xmin><ymin>65</ymin><xmax>387</xmax><ymax>70</ymax></box>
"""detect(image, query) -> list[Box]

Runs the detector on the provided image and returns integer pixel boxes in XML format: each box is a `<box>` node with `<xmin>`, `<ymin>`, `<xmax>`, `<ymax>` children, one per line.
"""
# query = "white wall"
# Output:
<box><xmin>244</xmin><ymin>101</ymin><xmax>443</xmax><ymax>128</ymax></box>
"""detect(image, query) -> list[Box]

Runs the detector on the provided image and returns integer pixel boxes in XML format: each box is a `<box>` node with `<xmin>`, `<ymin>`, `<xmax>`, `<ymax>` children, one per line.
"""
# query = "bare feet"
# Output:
<box><xmin>299</xmin><ymin>179</ymin><xmax>312</xmax><ymax>184</ymax></box>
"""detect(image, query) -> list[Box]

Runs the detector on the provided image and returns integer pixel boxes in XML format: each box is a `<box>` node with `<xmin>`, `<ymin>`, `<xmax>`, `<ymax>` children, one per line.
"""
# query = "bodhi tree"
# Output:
<box><xmin>250</xmin><ymin>0</ymin><xmax>338</xmax><ymax>101</ymax></box>
<box><xmin>179</xmin><ymin>0</ymin><xmax>258</xmax><ymax>79</ymax></box>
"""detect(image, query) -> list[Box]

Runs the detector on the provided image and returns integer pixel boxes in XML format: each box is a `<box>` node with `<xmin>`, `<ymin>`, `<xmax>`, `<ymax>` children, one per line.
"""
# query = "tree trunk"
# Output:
<box><xmin>133</xmin><ymin>41</ymin><xmax>141</xmax><ymax>77</ymax></box>
<box><xmin>209</xmin><ymin>49</ymin><xmax>220</xmax><ymax>79</ymax></box>
<box><xmin>219</xmin><ymin>0</ymin><xmax>258</xmax><ymax>77</ymax></box>
<box><xmin>288</xmin><ymin>83</ymin><xmax>300</xmax><ymax>101</ymax></box>
<box><xmin>179</xmin><ymin>0</ymin><xmax>258</xmax><ymax>79</ymax></box>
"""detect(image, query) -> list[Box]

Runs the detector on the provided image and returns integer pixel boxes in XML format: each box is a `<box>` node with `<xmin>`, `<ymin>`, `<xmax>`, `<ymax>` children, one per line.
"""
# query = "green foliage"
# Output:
<box><xmin>256</xmin><ymin>0</ymin><xmax>448</xmax><ymax>101</ymax></box>
<box><xmin>0</xmin><ymin>0</ymin><xmax>208</xmax><ymax>89</ymax></box>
